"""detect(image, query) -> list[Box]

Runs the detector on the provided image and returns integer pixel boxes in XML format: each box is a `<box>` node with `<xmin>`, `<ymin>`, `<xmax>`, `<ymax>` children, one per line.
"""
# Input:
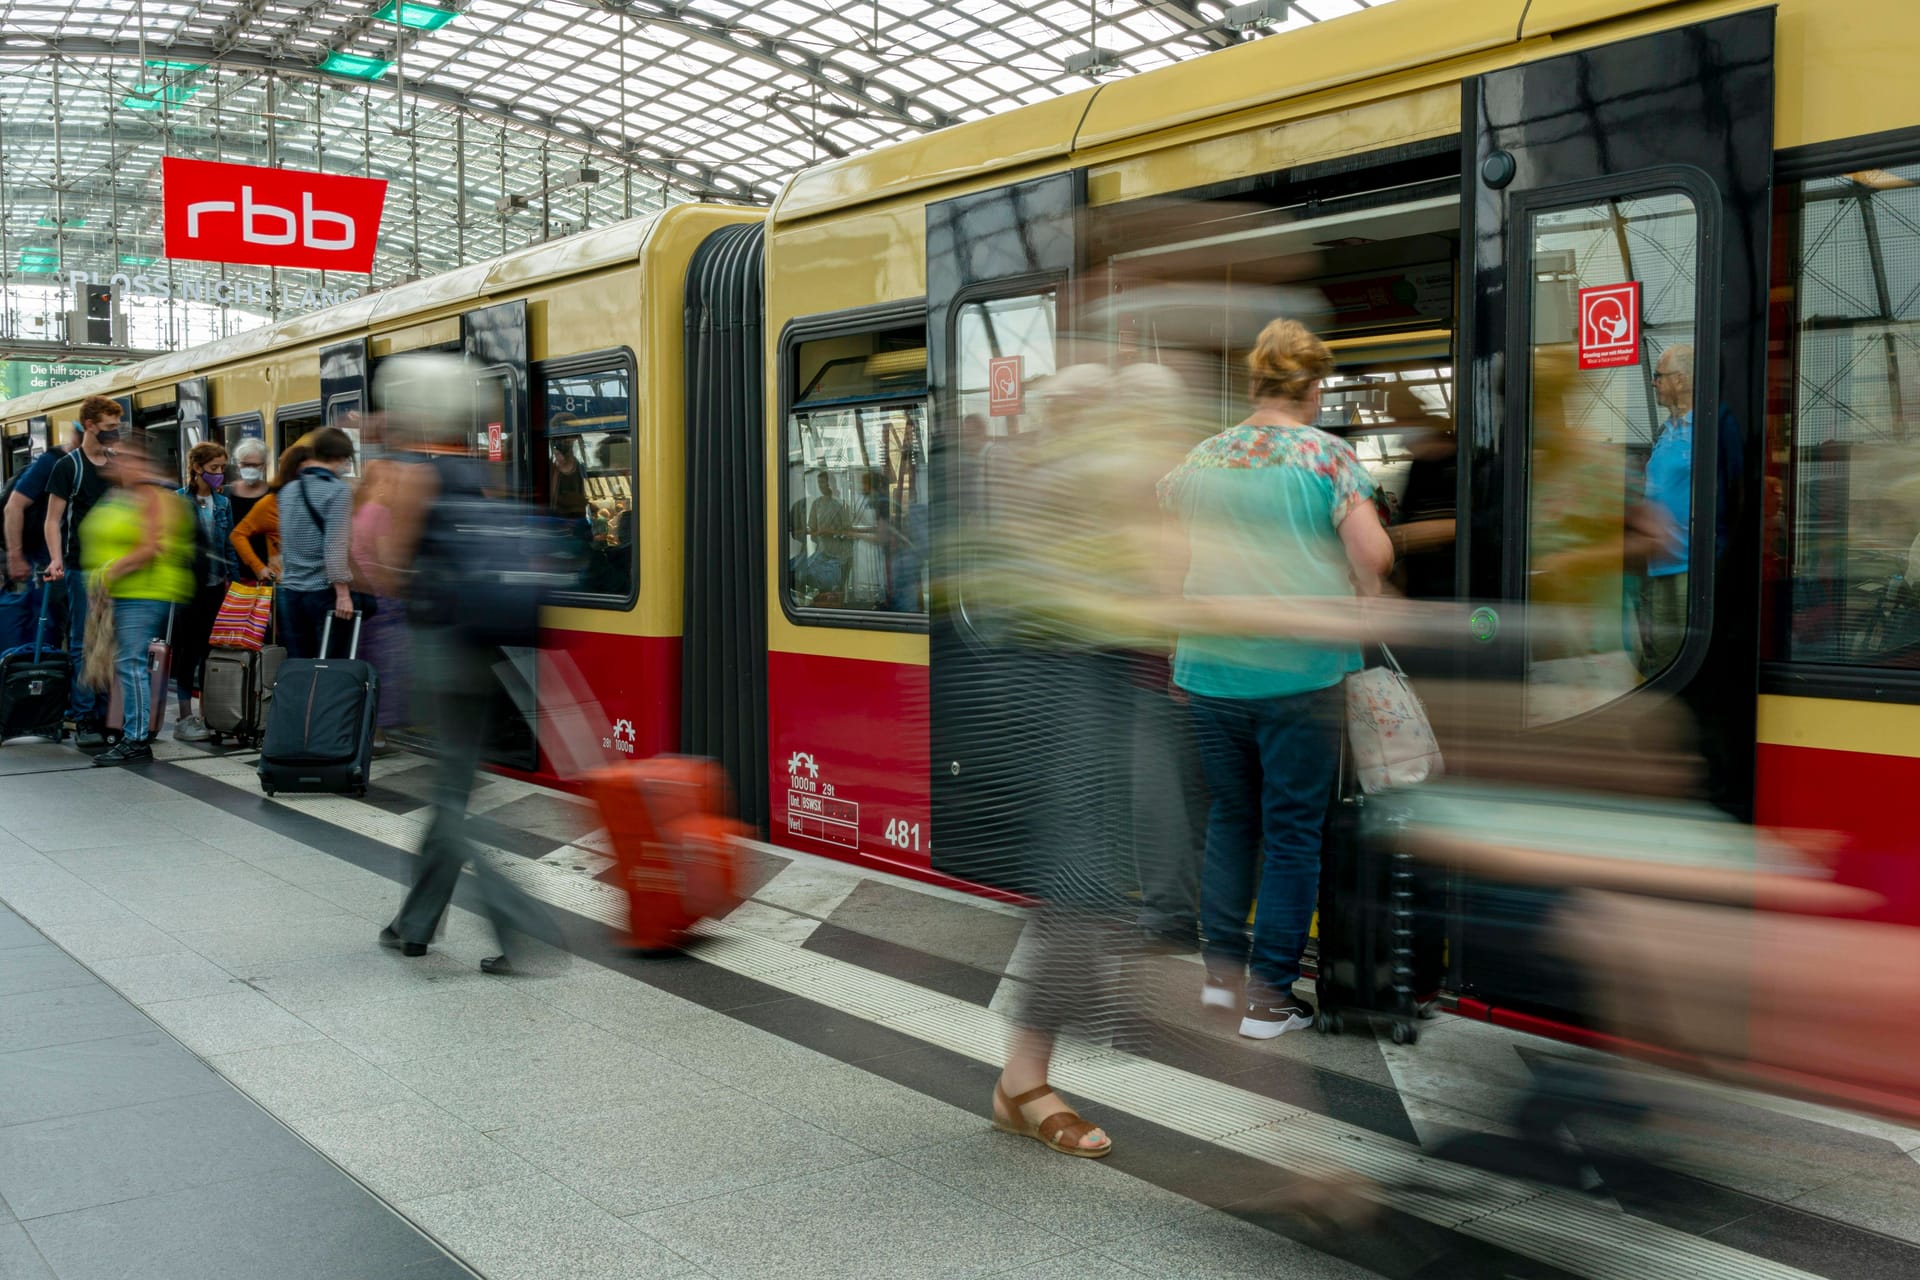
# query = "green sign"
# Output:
<box><xmin>1</xmin><ymin>360</ymin><xmax>111</xmax><ymax>401</ymax></box>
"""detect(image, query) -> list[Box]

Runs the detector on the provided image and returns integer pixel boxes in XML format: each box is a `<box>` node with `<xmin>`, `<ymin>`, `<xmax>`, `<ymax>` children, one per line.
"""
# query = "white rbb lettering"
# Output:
<box><xmin>242</xmin><ymin>187</ymin><xmax>296</xmax><ymax>245</ymax></box>
<box><xmin>184</xmin><ymin>186</ymin><xmax>358</xmax><ymax>251</ymax></box>
<box><xmin>303</xmin><ymin>192</ymin><xmax>355</xmax><ymax>250</ymax></box>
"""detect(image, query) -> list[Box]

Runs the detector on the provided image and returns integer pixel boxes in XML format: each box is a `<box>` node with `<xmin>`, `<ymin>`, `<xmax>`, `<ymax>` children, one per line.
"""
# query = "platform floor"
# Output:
<box><xmin>2</xmin><ymin>733</ymin><xmax>1919</xmax><ymax>1280</ymax></box>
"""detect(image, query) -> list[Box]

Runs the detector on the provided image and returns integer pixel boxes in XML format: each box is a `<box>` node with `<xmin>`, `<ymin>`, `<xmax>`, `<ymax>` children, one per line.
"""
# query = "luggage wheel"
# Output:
<box><xmin>262</xmin><ymin>785</ymin><xmax>276</xmax><ymax>797</ymax></box>
<box><xmin>1315</xmin><ymin>1011</ymin><xmax>1344</xmax><ymax>1036</ymax></box>
<box><xmin>1390</xmin><ymin>1021</ymin><xmax>1419</xmax><ymax>1046</ymax></box>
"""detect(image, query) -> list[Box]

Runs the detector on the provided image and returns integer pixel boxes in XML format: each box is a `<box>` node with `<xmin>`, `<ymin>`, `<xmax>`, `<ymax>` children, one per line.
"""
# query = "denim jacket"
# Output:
<box><xmin>176</xmin><ymin>486</ymin><xmax>235</xmax><ymax>584</ymax></box>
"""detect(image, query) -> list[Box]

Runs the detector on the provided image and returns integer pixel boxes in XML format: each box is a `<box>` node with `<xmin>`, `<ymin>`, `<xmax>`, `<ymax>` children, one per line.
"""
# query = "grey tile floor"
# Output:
<box><xmin>7</xmin><ymin>737</ymin><xmax>1920</xmax><ymax>1280</ymax></box>
<box><xmin>0</xmin><ymin>748</ymin><xmax>1374</xmax><ymax>1280</ymax></box>
<box><xmin>0</xmin><ymin>900</ymin><xmax>472</xmax><ymax>1280</ymax></box>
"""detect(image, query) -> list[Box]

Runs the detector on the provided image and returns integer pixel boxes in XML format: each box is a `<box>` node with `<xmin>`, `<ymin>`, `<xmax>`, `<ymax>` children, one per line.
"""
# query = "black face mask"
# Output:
<box><xmin>95</xmin><ymin>429</ymin><xmax>122</xmax><ymax>445</ymax></box>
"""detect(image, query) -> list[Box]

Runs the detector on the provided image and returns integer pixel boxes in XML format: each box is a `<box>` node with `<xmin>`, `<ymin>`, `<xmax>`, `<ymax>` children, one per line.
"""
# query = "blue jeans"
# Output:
<box><xmin>1190</xmin><ymin>685</ymin><xmax>1342</xmax><ymax>995</ymax></box>
<box><xmin>113</xmin><ymin>598</ymin><xmax>171</xmax><ymax>743</ymax></box>
<box><xmin>59</xmin><ymin>570</ymin><xmax>102</xmax><ymax>723</ymax></box>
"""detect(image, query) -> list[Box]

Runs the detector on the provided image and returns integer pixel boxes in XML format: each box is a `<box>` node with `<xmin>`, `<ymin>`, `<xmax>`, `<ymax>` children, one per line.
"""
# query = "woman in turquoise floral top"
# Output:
<box><xmin>1159</xmin><ymin>317</ymin><xmax>1394</xmax><ymax>1040</ymax></box>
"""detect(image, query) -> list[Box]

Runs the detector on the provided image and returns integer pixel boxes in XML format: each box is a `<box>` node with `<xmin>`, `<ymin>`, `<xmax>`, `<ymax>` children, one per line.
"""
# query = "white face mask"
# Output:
<box><xmin>238</xmin><ymin>466</ymin><xmax>265</xmax><ymax>482</ymax></box>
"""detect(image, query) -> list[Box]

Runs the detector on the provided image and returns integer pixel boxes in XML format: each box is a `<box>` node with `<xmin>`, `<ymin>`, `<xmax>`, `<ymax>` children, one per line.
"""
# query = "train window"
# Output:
<box><xmin>538</xmin><ymin>361</ymin><xmax>634</xmax><ymax>604</ymax></box>
<box><xmin>1767</xmin><ymin>164</ymin><xmax>1920</xmax><ymax>670</ymax></box>
<box><xmin>1521</xmin><ymin>190</ymin><xmax>1701</xmax><ymax>725</ymax></box>
<box><xmin>950</xmin><ymin>290</ymin><xmax>1057</xmax><ymax>634</ymax></box>
<box><xmin>784</xmin><ymin>321</ymin><xmax>929</xmax><ymax>619</ymax></box>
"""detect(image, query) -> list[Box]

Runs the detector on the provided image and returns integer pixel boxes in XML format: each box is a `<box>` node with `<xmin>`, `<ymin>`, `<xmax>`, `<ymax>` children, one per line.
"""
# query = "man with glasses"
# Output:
<box><xmin>1642</xmin><ymin>346</ymin><xmax>1698</xmax><ymax>674</ymax></box>
<box><xmin>42</xmin><ymin>395</ymin><xmax>122</xmax><ymax>750</ymax></box>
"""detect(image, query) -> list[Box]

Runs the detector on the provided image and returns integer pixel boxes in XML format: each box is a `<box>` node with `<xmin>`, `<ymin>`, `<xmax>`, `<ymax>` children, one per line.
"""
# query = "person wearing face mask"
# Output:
<box><xmin>276</xmin><ymin>427</ymin><xmax>358</xmax><ymax>659</ymax></box>
<box><xmin>225</xmin><ymin>437</ymin><xmax>271</xmax><ymax>548</ymax></box>
<box><xmin>41</xmin><ymin>395</ymin><xmax>122</xmax><ymax>751</ymax></box>
<box><xmin>169</xmin><ymin>442</ymin><xmax>235</xmax><ymax>742</ymax></box>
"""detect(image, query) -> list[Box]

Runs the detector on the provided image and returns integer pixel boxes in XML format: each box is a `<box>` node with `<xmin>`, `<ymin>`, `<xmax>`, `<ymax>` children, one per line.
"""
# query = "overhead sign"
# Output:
<box><xmin>987</xmin><ymin>355</ymin><xmax>1023</xmax><ymax>417</ymax></box>
<box><xmin>1577</xmin><ymin>282</ymin><xmax>1641</xmax><ymax>370</ymax></box>
<box><xmin>162</xmin><ymin>157</ymin><xmax>387</xmax><ymax>273</ymax></box>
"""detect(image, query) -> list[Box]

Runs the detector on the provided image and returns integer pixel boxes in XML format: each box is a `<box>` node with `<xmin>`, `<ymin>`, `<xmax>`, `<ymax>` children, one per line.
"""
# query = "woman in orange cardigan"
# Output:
<box><xmin>228</xmin><ymin>441</ymin><xmax>313</xmax><ymax>583</ymax></box>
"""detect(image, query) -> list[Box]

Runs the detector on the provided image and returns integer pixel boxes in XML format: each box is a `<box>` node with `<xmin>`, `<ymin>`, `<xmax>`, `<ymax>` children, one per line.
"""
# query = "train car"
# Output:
<box><xmin>6</xmin><ymin>0</ymin><xmax>1918</xmax><ymax>1051</ymax></box>
<box><xmin>0</xmin><ymin>203</ymin><xmax>761</xmax><ymax>773</ymax></box>
<box><xmin>757</xmin><ymin>0</ymin><xmax>1920</xmax><ymax>1028</ymax></box>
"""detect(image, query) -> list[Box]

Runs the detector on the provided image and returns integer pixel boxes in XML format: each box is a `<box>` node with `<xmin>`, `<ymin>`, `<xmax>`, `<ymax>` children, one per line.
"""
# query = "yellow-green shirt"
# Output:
<box><xmin>80</xmin><ymin>487</ymin><xmax>194</xmax><ymax>603</ymax></box>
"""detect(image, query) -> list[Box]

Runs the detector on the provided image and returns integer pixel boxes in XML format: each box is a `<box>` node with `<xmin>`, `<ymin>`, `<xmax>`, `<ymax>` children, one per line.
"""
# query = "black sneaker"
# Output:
<box><xmin>1240</xmin><ymin>990</ymin><xmax>1315</xmax><ymax>1040</ymax></box>
<box><xmin>91</xmin><ymin>738</ymin><xmax>153</xmax><ymax>767</ymax></box>
<box><xmin>74</xmin><ymin>721</ymin><xmax>108</xmax><ymax>751</ymax></box>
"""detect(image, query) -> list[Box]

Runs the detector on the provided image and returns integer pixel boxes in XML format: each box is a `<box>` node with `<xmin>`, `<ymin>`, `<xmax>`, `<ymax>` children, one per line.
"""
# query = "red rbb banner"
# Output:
<box><xmin>162</xmin><ymin>157</ymin><xmax>387</xmax><ymax>273</ymax></box>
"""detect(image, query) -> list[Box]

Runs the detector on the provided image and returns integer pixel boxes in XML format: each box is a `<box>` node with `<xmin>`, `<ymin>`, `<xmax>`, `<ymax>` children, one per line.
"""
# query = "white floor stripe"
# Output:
<box><xmin>163</xmin><ymin>746</ymin><xmax>1834</xmax><ymax>1280</ymax></box>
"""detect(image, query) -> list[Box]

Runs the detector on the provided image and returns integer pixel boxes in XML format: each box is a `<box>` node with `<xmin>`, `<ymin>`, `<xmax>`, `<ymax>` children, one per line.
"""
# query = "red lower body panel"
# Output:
<box><xmin>487</xmin><ymin>627</ymin><xmax>681</xmax><ymax>792</ymax></box>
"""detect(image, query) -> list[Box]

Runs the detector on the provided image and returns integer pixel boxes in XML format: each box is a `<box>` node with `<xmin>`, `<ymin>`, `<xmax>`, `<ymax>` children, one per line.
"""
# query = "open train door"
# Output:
<box><xmin>1455</xmin><ymin>10</ymin><xmax>1774</xmax><ymax>1018</ymax></box>
<box><xmin>462</xmin><ymin>299</ymin><xmax>538</xmax><ymax>772</ymax></box>
<box><xmin>320</xmin><ymin>338</ymin><xmax>369</xmax><ymax>442</ymax></box>
<box><xmin>176</xmin><ymin>376</ymin><xmax>209</xmax><ymax>454</ymax></box>
<box><xmin>926</xmin><ymin>172</ymin><xmax>1081</xmax><ymax>893</ymax></box>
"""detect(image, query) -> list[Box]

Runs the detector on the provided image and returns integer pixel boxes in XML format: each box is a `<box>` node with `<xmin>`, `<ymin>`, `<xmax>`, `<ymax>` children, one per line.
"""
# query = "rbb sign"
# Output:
<box><xmin>162</xmin><ymin>157</ymin><xmax>386</xmax><ymax>273</ymax></box>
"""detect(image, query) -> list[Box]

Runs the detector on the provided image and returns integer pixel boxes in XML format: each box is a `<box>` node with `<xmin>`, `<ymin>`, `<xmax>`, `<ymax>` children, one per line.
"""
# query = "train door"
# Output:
<box><xmin>1454</xmin><ymin>11</ymin><xmax>1774</xmax><ymax>1018</ymax></box>
<box><xmin>464</xmin><ymin>300</ymin><xmax>538</xmax><ymax>771</ymax></box>
<box><xmin>177</xmin><ymin>377</ymin><xmax>209</xmax><ymax>455</ymax></box>
<box><xmin>320</xmin><ymin>338</ymin><xmax>369</xmax><ymax>470</ymax></box>
<box><xmin>926</xmin><ymin>172</ymin><xmax>1080</xmax><ymax>893</ymax></box>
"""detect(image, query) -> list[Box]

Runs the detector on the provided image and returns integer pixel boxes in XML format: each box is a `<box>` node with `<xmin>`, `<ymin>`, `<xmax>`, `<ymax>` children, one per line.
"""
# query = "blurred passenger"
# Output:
<box><xmin>1383</xmin><ymin>387</ymin><xmax>1457</xmax><ymax>602</ymax></box>
<box><xmin>806</xmin><ymin>473</ymin><xmax>853</xmax><ymax>601</ymax></box>
<box><xmin>1641</xmin><ymin>344</ymin><xmax>1696</xmax><ymax>672</ymax></box>
<box><xmin>276</xmin><ymin>428</ymin><xmax>357</xmax><ymax>660</ymax></box>
<box><xmin>41</xmin><ymin>395</ymin><xmax>121</xmax><ymax>750</ymax></box>
<box><xmin>1159</xmin><ymin>318</ymin><xmax>1392</xmax><ymax>1039</ymax></box>
<box><xmin>80</xmin><ymin>431</ymin><xmax>194</xmax><ymax>766</ymax></box>
<box><xmin>981</xmin><ymin>361</ymin><xmax>1201</xmax><ymax>1160</ymax></box>
<box><xmin>229</xmin><ymin>440</ymin><xmax>316</xmax><ymax>588</ymax></box>
<box><xmin>170</xmin><ymin>442</ymin><xmax>234</xmax><ymax>742</ymax></box>
<box><xmin>548</xmin><ymin>432</ymin><xmax>588</xmax><ymax>520</ymax></box>
<box><xmin>352</xmin><ymin>458</ymin><xmax>411</xmax><ymax>750</ymax></box>
<box><xmin>4</xmin><ymin>421</ymin><xmax>76</xmax><ymax>585</ymax></box>
<box><xmin>375</xmin><ymin>354</ymin><xmax>561</xmax><ymax>975</ymax></box>
<box><xmin>847</xmin><ymin>469</ymin><xmax>889</xmax><ymax>607</ymax></box>
<box><xmin>224</xmin><ymin>437</ymin><xmax>272</xmax><ymax>575</ymax></box>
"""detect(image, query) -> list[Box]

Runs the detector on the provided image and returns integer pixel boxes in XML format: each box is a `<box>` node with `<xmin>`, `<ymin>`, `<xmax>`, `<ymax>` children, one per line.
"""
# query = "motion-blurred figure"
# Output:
<box><xmin>979</xmin><ymin>360</ymin><xmax>1201</xmax><ymax>1159</ymax></box>
<box><xmin>1642</xmin><ymin>344</ymin><xmax>1697</xmax><ymax>672</ymax></box>
<box><xmin>375</xmin><ymin>353</ymin><xmax>562</xmax><ymax>975</ymax></box>
<box><xmin>1160</xmin><ymin>318</ymin><xmax>1392</xmax><ymax>1039</ymax></box>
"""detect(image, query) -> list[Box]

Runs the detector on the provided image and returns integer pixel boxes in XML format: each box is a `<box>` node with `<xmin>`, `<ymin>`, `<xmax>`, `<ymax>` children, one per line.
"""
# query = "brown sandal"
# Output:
<box><xmin>992</xmin><ymin>1082</ymin><xmax>1112</xmax><ymax>1158</ymax></box>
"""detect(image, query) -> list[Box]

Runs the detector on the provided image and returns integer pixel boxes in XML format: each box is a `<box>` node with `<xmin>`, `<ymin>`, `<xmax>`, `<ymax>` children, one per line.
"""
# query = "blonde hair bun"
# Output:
<box><xmin>1247</xmin><ymin>317</ymin><xmax>1333</xmax><ymax>405</ymax></box>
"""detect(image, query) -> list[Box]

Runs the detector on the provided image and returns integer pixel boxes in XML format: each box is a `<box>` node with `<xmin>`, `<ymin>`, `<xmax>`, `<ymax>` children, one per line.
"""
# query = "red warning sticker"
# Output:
<box><xmin>987</xmin><ymin>355</ymin><xmax>1024</xmax><ymax>417</ymax></box>
<box><xmin>486</xmin><ymin>421</ymin><xmax>503</xmax><ymax>462</ymax></box>
<box><xmin>1577</xmin><ymin>282</ymin><xmax>1642</xmax><ymax>370</ymax></box>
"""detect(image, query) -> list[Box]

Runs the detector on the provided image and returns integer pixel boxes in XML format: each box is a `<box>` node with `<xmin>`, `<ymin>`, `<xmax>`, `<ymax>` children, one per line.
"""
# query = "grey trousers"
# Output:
<box><xmin>389</xmin><ymin>626</ymin><xmax>557</xmax><ymax>955</ymax></box>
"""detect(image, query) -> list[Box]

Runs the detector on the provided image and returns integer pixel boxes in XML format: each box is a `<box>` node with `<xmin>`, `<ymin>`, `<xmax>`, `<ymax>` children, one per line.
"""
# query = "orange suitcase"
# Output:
<box><xmin>585</xmin><ymin>757</ymin><xmax>748</xmax><ymax>951</ymax></box>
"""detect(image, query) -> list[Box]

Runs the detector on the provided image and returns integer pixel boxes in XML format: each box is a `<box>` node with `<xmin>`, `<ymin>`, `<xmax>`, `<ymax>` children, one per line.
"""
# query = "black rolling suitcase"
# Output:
<box><xmin>258</xmin><ymin>612</ymin><xmax>378</xmax><ymax>797</ymax></box>
<box><xmin>1310</xmin><ymin>735</ymin><xmax>1445</xmax><ymax>1046</ymax></box>
<box><xmin>0</xmin><ymin>585</ymin><xmax>70</xmax><ymax>744</ymax></box>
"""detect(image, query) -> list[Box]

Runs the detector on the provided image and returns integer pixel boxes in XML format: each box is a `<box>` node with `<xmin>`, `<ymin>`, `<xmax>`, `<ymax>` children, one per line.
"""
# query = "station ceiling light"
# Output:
<box><xmin>374</xmin><ymin>2</ymin><xmax>460</xmax><ymax>32</ymax></box>
<box><xmin>318</xmin><ymin>51</ymin><xmax>394</xmax><ymax>80</ymax></box>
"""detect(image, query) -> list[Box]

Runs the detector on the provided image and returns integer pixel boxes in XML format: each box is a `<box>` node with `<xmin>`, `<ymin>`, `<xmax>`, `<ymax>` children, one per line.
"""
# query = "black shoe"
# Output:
<box><xmin>91</xmin><ymin>738</ymin><xmax>152</xmax><ymax>767</ymax></box>
<box><xmin>74</xmin><ymin>721</ymin><xmax>108</xmax><ymax>751</ymax></box>
<box><xmin>479</xmin><ymin>955</ymin><xmax>513</xmax><ymax>975</ymax></box>
<box><xmin>1240</xmin><ymin>990</ymin><xmax>1315</xmax><ymax>1040</ymax></box>
<box><xmin>379</xmin><ymin>926</ymin><xmax>428</xmax><ymax>957</ymax></box>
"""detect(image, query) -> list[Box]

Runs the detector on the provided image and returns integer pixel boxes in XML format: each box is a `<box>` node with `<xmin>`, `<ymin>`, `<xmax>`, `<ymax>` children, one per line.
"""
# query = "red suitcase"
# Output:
<box><xmin>107</xmin><ymin>606</ymin><xmax>174</xmax><ymax>741</ymax></box>
<box><xmin>585</xmin><ymin>757</ymin><xmax>748</xmax><ymax>951</ymax></box>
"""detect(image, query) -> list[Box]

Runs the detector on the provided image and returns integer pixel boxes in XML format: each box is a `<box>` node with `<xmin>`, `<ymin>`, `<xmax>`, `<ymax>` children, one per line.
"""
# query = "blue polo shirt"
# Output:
<box><xmin>1644</xmin><ymin>411</ymin><xmax>1692</xmax><ymax>578</ymax></box>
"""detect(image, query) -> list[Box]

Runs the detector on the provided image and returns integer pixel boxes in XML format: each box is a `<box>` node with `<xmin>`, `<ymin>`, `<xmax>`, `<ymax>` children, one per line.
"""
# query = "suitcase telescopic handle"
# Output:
<box><xmin>318</xmin><ymin>609</ymin><xmax>364</xmax><ymax>660</ymax></box>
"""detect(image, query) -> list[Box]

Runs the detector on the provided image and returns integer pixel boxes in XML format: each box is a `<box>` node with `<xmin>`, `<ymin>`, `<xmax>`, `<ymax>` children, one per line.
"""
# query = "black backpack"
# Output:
<box><xmin>411</xmin><ymin>456</ymin><xmax>573</xmax><ymax>649</ymax></box>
